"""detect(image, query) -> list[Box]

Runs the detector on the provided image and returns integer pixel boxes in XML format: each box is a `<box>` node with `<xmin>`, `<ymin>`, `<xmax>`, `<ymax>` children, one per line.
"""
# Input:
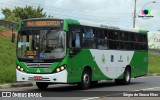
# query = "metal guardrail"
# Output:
<box><xmin>148</xmin><ymin>48</ymin><xmax>160</xmax><ymax>54</ymax></box>
<box><xmin>0</xmin><ymin>20</ymin><xmax>18</xmax><ymax>30</ymax></box>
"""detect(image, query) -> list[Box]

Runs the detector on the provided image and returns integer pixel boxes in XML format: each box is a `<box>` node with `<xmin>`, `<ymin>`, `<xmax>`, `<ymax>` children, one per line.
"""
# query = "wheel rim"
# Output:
<box><xmin>125</xmin><ymin>71</ymin><xmax>130</xmax><ymax>82</ymax></box>
<box><xmin>83</xmin><ymin>74</ymin><xmax>89</xmax><ymax>84</ymax></box>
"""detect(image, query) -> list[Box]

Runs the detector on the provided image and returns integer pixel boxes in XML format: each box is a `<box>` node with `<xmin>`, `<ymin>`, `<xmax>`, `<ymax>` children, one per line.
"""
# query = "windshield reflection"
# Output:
<box><xmin>17</xmin><ymin>29</ymin><xmax>66</xmax><ymax>60</ymax></box>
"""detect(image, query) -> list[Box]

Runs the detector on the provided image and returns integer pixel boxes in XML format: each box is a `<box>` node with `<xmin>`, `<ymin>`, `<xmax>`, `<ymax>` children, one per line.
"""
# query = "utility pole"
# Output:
<box><xmin>133</xmin><ymin>0</ymin><xmax>137</xmax><ymax>28</ymax></box>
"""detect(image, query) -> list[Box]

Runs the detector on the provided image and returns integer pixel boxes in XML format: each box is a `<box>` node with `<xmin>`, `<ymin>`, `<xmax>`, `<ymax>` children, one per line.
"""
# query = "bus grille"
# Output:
<box><xmin>26</xmin><ymin>63</ymin><xmax>52</xmax><ymax>68</ymax></box>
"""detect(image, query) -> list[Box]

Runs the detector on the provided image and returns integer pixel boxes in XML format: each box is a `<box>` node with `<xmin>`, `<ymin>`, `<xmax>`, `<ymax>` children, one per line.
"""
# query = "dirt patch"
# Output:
<box><xmin>0</xmin><ymin>31</ymin><xmax>17</xmax><ymax>37</ymax></box>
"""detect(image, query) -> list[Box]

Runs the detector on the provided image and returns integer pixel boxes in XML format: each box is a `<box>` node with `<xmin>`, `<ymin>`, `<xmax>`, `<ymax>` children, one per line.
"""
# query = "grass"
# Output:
<box><xmin>0</xmin><ymin>32</ymin><xmax>160</xmax><ymax>83</ymax></box>
<box><xmin>148</xmin><ymin>53</ymin><xmax>160</xmax><ymax>73</ymax></box>
<box><xmin>0</xmin><ymin>36</ymin><xmax>16</xmax><ymax>83</ymax></box>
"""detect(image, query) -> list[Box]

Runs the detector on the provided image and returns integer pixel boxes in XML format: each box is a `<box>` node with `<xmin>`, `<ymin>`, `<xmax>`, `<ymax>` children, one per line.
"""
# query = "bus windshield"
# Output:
<box><xmin>17</xmin><ymin>28</ymin><xmax>66</xmax><ymax>60</ymax></box>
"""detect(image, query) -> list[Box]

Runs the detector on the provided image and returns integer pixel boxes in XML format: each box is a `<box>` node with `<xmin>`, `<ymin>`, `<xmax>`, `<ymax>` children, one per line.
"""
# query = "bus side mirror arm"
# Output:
<box><xmin>71</xmin><ymin>31</ymin><xmax>76</xmax><ymax>47</ymax></box>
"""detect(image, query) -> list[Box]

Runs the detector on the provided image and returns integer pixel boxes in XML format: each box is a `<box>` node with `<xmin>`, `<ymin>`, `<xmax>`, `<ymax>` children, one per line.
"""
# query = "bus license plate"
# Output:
<box><xmin>34</xmin><ymin>76</ymin><xmax>42</xmax><ymax>80</ymax></box>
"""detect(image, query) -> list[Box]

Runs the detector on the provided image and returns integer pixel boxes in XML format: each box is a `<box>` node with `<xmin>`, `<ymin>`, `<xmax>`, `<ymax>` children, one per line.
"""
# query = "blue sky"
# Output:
<box><xmin>0</xmin><ymin>0</ymin><xmax>160</xmax><ymax>32</ymax></box>
<box><xmin>0</xmin><ymin>11</ymin><xmax>4</xmax><ymax>18</ymax></box>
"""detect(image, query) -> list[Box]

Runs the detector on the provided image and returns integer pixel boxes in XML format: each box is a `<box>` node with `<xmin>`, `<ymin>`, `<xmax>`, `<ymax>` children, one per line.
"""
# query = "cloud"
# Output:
<box><xmin>0</xmin><ymin>0</ymin><xmax>160</xmax><ymax>32</ymax></box>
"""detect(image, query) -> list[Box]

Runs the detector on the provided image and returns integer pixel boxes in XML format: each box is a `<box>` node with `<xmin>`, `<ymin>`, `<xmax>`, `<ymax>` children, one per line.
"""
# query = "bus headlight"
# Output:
<box><xmin>20</xmin><ymin>68</ymin><xmax>24</xmax><ymax>71</ymax></box>
<box><xmin>17</xmin><ymin>66</ymin><xmax>21</xmax><ymax>70</ymax></box>
<box><xmin>56</xmin><ymin>68</ymin><xmax>60</xmax><ymax>72</ymax></box>
<box><xmin>16</xmin><ymin>65</ymin><xmax>24</xmax><ymax>72</ymax></box>
<box><xmin>60</xmin><ymin>66</ymin><xmax>65</xmax><ymax>70</ymax></box>
<box><xmin>55</xmin><ymin>65</ymin><xmax>66</xmax><ymax>73</ymax></box>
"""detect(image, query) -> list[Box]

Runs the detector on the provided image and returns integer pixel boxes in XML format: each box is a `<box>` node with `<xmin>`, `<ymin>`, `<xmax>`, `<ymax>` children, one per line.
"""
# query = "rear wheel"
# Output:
<box><xmin>123</xmin><ymin>68</ymin><xmax>131</xmax><ymax>85</ymax></box>
<box><xmin>36</xmin><ymin>82</ymin><xmax>49</xmax><ymax>90</ymax></box>
<box><xmin>78</xmin><ymin>69</ymin><xmax>91</xmax><ymax>90</ymax></box>
<box><xmin>115</xmin><ymin>68</ymin><xmax>131</xmax><ymax>85</ymax></box>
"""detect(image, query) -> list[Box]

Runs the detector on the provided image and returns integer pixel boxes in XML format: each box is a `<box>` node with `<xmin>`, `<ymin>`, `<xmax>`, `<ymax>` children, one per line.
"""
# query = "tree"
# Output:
<box><xmin>1</xmin><ymin>6</ymin><xmax>47</xmax><ymax>23</ymax></box>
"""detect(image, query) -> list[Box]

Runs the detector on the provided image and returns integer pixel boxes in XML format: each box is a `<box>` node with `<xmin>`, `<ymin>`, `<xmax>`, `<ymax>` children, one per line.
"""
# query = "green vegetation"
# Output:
<box><xmin>0</xmin><ymin>26</ymin><xmax>9</xmax><ymax>31</ymax></box>
<box><xmin>0</xmin><ymin>36</ymin><xmax>16</xmax><ymax>83</ymax></box>
<box><xmin>0</xmin><ymin>32</ymin><xmax>160</xmax><ymax>83</ymax></box>
<box><xmin>1</xmin><ymin>6</ymin><xmax>47</xmax><ymax>23</ymax></box>
<box><xmin>148</xmin><ymin>52</ymin><xmax>160</xmax><ymax>73</ymax></box>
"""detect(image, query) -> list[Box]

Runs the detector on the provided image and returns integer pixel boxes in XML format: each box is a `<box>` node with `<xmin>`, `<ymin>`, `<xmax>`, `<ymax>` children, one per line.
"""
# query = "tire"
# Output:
<box><xmin>36</xmin><ymin>82</ymin><xmax>49</xmax><ymax>90</ymax></box>
<box><xmin>115</xmin><ymin>68</ymin><xmax>131</xmax><ymax>85</ymax></box>
<box><xmin>122</xmin><ymin>68</ymin><xmax>131</xmax><ymax>85</ymax></box>
<box><xmin>78</xmin><ymin>69</ymin><xmax>91</xmax><ymax>90</ymax></box>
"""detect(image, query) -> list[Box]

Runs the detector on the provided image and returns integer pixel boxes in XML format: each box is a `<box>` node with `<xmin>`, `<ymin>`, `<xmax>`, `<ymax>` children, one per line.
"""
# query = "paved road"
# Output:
<box><xmin>0</xmin><ymin>76</ymin><xmax>160</xmax><ymax>100</ymax></box>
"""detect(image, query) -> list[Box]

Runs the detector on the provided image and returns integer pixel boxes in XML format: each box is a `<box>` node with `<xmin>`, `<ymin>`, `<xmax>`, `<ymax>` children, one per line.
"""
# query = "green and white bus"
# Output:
<box><xmin>13</xmin><ymin>18</ymin><xmax>148</xmax><ymax>90</ymax></box>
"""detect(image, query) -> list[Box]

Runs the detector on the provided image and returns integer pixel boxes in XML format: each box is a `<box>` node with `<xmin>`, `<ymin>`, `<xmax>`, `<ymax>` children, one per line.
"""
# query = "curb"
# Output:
<box><xmin>11</xmin><ymin>82</ymin><xmax>33</xmax><ymax>87</ymax></box>
<box><xmin>0</xmin><ymin>82</ymin><xmax>34</xmax><ymax>89</ymax></box>
<box><xmin>146</xmin><ymin>73</ymin><xmax>160</xmax><ymax>76</ymax></box>
<box><xmin>0</xmin><ymin>84</ymin><xmax>11</xmax><ymax>89</ymax></box>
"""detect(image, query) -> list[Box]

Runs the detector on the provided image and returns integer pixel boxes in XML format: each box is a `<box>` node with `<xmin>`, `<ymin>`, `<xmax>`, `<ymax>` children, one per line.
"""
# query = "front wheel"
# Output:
<box><xmin>78</xmin><ymin>69</ymin><xmax>91</xmax><ymax>90</ymax></box>
<box><xmin>36</xmin><ymin>82</ymin><xmax>49</xmax><ymax>90</ymax></box>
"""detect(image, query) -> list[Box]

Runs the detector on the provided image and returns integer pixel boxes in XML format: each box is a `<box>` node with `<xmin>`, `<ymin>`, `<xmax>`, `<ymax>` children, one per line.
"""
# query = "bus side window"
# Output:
<box><xmin>82</xmin><ymin>27</ymin><xmax>95</xmax><ymax>48</ymax></box>
<box><xmin>70</xmin><ymin>26</ymin><xmax>81</xmax><ymax>48</ymax></box>
<box><xmin>96</xmin><ymin>29</ymin><xmax>108</xmax><ymax>49</ymax></box>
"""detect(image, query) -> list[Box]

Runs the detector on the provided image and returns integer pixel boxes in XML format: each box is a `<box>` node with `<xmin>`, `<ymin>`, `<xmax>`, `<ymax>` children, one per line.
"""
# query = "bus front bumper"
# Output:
<box><xmin>16</xmin><ymin>69</ymin><xmax>67</xmax><ymax>83</ymax></box>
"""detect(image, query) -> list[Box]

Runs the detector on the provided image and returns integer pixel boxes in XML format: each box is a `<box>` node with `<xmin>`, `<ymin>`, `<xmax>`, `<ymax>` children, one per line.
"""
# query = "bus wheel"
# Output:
<box><xmin>78</xmin><ymin>69</ymin><xmax>91</xmax><ymax>90</ymax></box>
<box><xmin>123</xmin><ymin>68</ymin><xmax>131</xmax><ymax>85</ymax></box>
<box><xmin>36</xmin><ymin>82</ymin><xmax>49</xmax><ymax>90</ymax></box>
<box><xmin>115</xmin><ymin>68</ymin><xmax>131</xmax><ymax>85</ymax></box>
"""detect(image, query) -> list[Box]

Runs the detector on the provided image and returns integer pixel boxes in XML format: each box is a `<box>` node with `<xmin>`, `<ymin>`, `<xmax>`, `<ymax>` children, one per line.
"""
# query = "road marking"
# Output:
<box><xmin>134</xmin><ymin>87</ymin><xmax>160</xmax><ymax>91</ymax></box>
<box><xmin>136</xmin><ymin>76</ymin><xmax>160</xmax><ymax>78</ymax></box>
<box><xmin>81</xmin><ymin>97</ymin><xmax>99</xmax><ymax>100</ymax></box>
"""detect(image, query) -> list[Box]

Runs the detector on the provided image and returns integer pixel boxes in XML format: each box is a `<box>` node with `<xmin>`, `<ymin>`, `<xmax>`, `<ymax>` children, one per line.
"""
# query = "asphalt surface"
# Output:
<box><xmin>0</xmin><ymin>76</ymin><xmax>160</xmax><ymax>100</ymax></box>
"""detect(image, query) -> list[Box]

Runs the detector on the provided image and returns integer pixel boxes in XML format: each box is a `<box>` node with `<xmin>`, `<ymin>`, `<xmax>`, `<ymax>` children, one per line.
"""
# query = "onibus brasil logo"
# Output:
<box><xmin>138</xmin><ymin>8</ymin><xmax>154</xmax><ymax>19</ymax></box>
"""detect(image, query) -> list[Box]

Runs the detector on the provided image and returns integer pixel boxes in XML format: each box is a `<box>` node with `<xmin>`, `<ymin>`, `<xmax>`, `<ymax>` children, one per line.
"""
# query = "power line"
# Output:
<box><xmin>0</xmin><ymin>2</ymin><xmax>134</xmax><ymax>22</ymax></box>
<box><xmin>16</xmin><ymin>0</ymin><xmax>133</xmax><ymax>15</ymax></box>
<box><xmin>1</xmin><ymin>1</ymin><xmax>159</xmax><ymax>30</ymax></box>
<box><xmin>0</xmin><ymin>2</ymin><xmax>134</xmax><ymax>27</ymax></box>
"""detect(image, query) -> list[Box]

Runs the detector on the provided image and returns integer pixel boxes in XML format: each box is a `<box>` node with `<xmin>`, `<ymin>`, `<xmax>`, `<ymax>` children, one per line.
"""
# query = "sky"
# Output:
<box><xmin>0</xmin><ymin>0</ymin><xmax>160</xmax><ymax>33</ymax></box>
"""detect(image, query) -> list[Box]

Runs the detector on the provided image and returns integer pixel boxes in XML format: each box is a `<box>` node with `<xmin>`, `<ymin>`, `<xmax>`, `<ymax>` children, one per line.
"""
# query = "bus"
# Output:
<box><xmin>12</xmin><ymin>18</ymin><xmax>148</xmax><ymax>90</ymax></box>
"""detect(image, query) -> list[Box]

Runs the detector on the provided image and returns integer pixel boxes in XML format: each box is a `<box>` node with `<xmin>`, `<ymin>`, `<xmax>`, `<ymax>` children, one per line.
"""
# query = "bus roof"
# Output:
<box><xmin>21</xmin><ymin>18</ymin><xmax>149</xmax><ymax>34</ymax></box>
<box><xmin>64</xmin><ymin>18</ymin><xmax>149</xmax><ymax>34</ymax></box>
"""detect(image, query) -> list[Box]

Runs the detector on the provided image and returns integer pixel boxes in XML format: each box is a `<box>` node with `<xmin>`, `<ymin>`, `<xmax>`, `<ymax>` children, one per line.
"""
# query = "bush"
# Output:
<box><xmin>0</xmin><ymin>26</ymin><xmax>8</xmax><ymax>31</ymax></box>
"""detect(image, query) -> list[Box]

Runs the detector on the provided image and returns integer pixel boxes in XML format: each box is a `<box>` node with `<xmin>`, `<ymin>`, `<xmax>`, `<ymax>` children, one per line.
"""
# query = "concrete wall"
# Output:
<box><xmin>148</xmin><ymin>33</ymin><xmax>160</xmax><ymax>54</ymax></box>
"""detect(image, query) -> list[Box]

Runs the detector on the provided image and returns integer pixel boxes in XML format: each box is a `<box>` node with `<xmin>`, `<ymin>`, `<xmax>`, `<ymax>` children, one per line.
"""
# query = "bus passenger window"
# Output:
<box><xmin>82</xmin><ymin>27</ymin><xmax>95</xmax><ymax>48</ymax></box>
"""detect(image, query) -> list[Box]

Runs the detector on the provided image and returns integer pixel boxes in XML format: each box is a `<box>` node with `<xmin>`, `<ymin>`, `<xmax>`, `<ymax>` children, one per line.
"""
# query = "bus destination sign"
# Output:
<box><xmin>27</xmin><ymin>20</ymin><xmax>61</xmax><ymax>27</ymax></box>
